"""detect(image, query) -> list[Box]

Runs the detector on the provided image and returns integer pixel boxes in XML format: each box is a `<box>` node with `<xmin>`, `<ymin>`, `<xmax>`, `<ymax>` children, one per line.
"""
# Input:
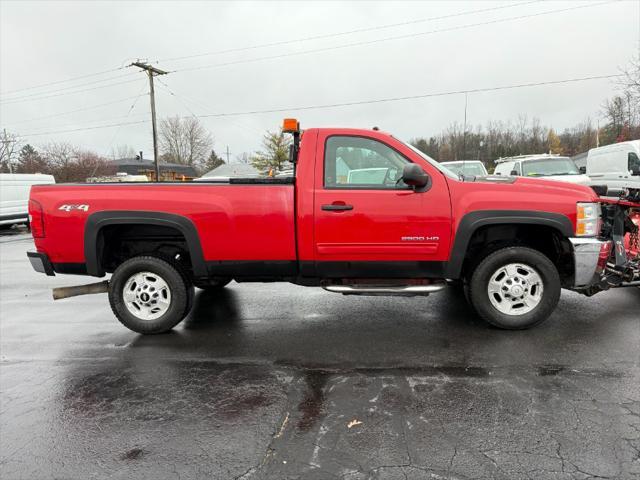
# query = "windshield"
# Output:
<box><xmin>443</xmin><ymin>162</ymin><xmax>487</xmax><ymax>176</ymax></box>
<box><xmin>521</xmin><ymin>158</ymin><xmax>580</xmax><ymax>176</ymax></box>
<box><xmin>403</xmin><ymin>142</ymin><xmax>459</xmax><ymax>180</ymax></box>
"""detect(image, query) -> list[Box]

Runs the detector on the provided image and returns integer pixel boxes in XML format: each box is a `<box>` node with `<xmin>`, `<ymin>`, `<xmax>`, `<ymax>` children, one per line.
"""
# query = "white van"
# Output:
<box><xmin>494</xmin><ymin>154</ymin><xmax>590</xmax><ymax>185</ymax></box>
<box><xmin>0</xmin><ymin>173</ymin><xmax>55</xmax><ymax>228</ymax></box>
<box><xmin>585</xmin><ymin>140</ymin><xmax>640</xmax><ymax>189</ymax></box>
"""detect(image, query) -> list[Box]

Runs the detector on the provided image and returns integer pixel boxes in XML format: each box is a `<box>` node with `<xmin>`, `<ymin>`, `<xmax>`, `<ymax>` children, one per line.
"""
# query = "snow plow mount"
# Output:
<box><xmin>581</xmin><ymin>186</ymin><xmax>640</xmax><ymax>296</ymax></box>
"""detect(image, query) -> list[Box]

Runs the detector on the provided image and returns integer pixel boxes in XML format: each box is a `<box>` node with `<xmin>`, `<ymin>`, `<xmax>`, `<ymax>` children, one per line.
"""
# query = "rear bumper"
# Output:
<box><xmin>569</xmin><ymin>238</ymin><xmax>610</xmax><ymax>287</ymax></box>
<box><xmin>27</xmin><ymin>251</ymin><xmax>55</xmax><ymax>276</ymax></box>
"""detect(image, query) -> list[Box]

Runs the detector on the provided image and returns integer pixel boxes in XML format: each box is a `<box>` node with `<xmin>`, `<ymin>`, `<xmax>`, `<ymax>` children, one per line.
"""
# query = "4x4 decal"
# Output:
<box><xmin>59</xmin><ymin>204</ymin><xmax>90</xmax><ymax>212</ymax></box>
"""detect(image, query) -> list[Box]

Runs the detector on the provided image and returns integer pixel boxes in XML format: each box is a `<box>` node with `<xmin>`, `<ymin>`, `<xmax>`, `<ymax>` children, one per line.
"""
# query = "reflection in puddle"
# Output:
<box><xmin>296</xmin><ymin>370</ymin><xmax>329</xmax><ymax>432</ymax></box>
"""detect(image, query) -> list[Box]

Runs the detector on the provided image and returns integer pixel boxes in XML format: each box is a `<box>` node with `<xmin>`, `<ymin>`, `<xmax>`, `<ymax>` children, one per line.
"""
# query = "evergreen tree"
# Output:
<box><xmin>17</xmin><ymin>144</ymin><xmax>49</xmax><ymax>173</ymax></box>
<box><xmin>250</xmin><ymin>130</ymin><xmax>291</xmax><ymax>175</ymax></box>
<box><xmin>204</xmin><ymin>149</ymin><xmax>225</xmax><ymax>172</ymax></box>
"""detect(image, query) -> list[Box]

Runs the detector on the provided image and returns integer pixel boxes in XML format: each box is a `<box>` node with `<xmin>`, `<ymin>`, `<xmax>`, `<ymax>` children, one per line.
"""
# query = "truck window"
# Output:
<box><xmin>521</xmin><ymin>158</ymin><xmax>579</xmax><ymax>176</ymax></box>
<box><xmin>494</xmin><ymin>162</ymin><xmax>513</xmax><ymax>176</ymax></box>
<box><xmin>324</xmin><ymin>136</ymin><xmax>411</xmax><ymax>189</ymax></box>
<box><xmin>629</xmin><ymin>152</ymin><xmax>640</xmax><ymax>171</ymax></box>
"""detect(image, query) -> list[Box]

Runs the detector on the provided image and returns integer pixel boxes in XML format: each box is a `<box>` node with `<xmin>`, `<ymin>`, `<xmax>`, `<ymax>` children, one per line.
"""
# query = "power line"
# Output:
<box><xmin>0</xmin><ymin>0</ymin><xmax>617</xmax><ymax>110</ymax></box>
<box><xmin>156</xmin><ymin>78</ymin><xmax>200</xmax><ymax>119</ymax></box>
<box><xmin>156</xmin><ymin>79</ymin><xmax>264</xmax><ymax>136</ymax></box>
<box><xmin>0</xmin><ymin>2</ymin><xmax>541</xmax><ymax>101</ymax></box>
<box><xmin>0</xmin><ymin>78</ymin><xmax>142</xmax><ymax>105</ymax></box>
<box><xmin>19</xmin><ymin>112</ymin><xmax>150</xmax><ymax>135</ymax></box>
<box><xmin>16</xmin><ymin>73</ymin><xmax>621</xmax><ymax>138</ymax></box>
<box><xmin>0</xmin><ymin>73</ymin><xmax>138</xmax><ymax>103</ymax></box>
<box><xmin>104</xmin><ymin>82</ymin><xmax>150</xmax><ymax>157</ymax></box>
<box><xmin>0</xmin><ymin>66</ymin><xmax>127</xmax><ymax>96</ymax></box>
<box><xmin>3</xmin><ymin>94</ymin><xmax>147</xmax><ymax>127</ymax></box>
<box><xmin>197</xmin><ymin>74</ymin><xmax>622</xmax><ymax>118</ymax></box>
<box><xmin>19</xmin><ymin>120</ymin><xmax>149</xmax><ymax>138</ymax></box>
<box><xmin>0</xmin><ymin>0</ymin><xmax>621</xmax><ymax>110</ymax></box>
<box><xmin>159</xmin><ymin>0</ymin><xmax>543</xmax><ymax>63</ymax></box>
<box><xmin>176</xmin><ymin>1</ymin><xmax>618</xmax><ymax>73</ymax></box>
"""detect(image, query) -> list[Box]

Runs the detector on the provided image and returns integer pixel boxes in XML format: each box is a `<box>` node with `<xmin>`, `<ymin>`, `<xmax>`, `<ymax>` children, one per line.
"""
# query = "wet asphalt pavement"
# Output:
<box><xmin>1</xmin><ymin>228</ymin><xmax>639</xmax><ymax>480</ymax></box>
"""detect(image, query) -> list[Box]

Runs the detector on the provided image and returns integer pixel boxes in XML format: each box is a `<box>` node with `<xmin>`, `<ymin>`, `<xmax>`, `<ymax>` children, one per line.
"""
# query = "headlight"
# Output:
<box><xmin>576</xmin><ymin>202</ymin><xmax>600</xmax><ymax>236</ymax></box>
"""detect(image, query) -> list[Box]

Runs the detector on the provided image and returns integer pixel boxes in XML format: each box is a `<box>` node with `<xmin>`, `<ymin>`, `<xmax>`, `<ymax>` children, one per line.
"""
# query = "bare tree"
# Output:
<box><xmin>110</xmin><ymin>144</ymin><xmax>137</xmax><ymax>160</ymax></box>
<box><xmin>159</xmin><ymin>116</ymin><xmax>212</xmax><ymax>169</ymax></box>
<box><xmin>601</xmin><ymin>95</ymin><xmax>637</xmax><ymax>143</ymax></box>
<box><xmin>0</xmin><ymin>130</ymin><xmax>19</xmax><ymax>173</ymax></box>
<box><xmin>42</xmin><ymin>142</ymin><xmax>75</xmax><ymax>181</ymax></box>
<box><xmin>600</xmin><ymin>56</ymin><xmax>640</xmax><ymax>143</ymax></box>
<box><xmin>619</xmin><ymin>56</ymin><xmax>640</xmax><ymax>101</ymax></box>
<box><xmin>73</xmin><ymin>150</ymin><xmax>114</xmax><ymax>181</ymax></box>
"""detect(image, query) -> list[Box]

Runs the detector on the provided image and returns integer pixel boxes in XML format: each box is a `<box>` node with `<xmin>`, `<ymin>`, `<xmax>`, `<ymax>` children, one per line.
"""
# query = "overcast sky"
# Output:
<box><xmin>1</xmin><ymin>0</ymin><xmax>639</xmax><ymax>161</ymax></box>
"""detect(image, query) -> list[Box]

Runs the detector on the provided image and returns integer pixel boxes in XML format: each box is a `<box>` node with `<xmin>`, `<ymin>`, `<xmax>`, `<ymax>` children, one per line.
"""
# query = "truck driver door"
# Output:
<box><xmin>312</xmin><ymin>133</ymin><xmax>452</xmax><ymax>278</ymax></box>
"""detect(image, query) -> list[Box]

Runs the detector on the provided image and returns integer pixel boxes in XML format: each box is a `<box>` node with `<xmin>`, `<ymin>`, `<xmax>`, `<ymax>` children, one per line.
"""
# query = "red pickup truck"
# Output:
<box><xmin>27</xmin><ymin>120</ymin><xmax>639</xmax><ymax>334</ymax></box>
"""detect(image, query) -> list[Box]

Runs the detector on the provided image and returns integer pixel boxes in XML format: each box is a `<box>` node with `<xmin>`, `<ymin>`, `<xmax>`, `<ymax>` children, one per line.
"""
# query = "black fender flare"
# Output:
<box><xmin>84</xmin><ymin>211</ymin><xmax>207</xmax><ymax>277</ymax></box>
<box><xmin>444</xmin><ymin>210</ymin><xmax>574</xmax><ymax>279</ymax></box>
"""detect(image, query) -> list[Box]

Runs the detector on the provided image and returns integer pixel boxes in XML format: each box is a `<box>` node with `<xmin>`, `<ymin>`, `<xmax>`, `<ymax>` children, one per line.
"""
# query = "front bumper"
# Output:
<box><xmin>27</xmin><ymin>251</ymin><xmax>55</xmax><ymax>276</ymax></box>
<box><xmin>569</xmin><ymin>238</ymin><xmax>609</xmax><ymax>287</ymax></box>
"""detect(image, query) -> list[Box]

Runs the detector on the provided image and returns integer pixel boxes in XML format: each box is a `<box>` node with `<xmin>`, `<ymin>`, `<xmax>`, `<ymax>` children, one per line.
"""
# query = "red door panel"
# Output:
<box><xmin>313</xmin><ymin>131</ymin><xmax>452</xmax><ymax>268</ymax></box>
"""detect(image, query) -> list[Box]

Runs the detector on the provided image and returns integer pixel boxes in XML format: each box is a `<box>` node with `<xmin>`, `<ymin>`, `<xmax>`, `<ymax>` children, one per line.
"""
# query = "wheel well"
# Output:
<box><xmin>460</xmin><ymin>224</ymin><xmax>574</xmax><ymax>286</ymax></box>
<box><xmin>97</xmin><ymin>224</ymin><xmax>193</xmax><ymax>277</ymax></box>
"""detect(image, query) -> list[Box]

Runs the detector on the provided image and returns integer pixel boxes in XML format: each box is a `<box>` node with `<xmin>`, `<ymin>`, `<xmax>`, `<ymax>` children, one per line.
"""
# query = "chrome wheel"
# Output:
<box><xmin>487</xmin><ymin>263</ymin><xmax>543</xmax><ymax>316</ymax></box>
<box><xmin>122</xmin><ymin>271</ymin><xmax>171</xmax><ymax>321</ymax></box>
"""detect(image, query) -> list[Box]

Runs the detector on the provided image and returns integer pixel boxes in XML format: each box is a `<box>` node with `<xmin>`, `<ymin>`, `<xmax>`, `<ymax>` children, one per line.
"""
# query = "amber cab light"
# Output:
<box><xmin>282</xmin><ymin>118</ymin><xmax>299</xmax><ymax>133</ymax></box>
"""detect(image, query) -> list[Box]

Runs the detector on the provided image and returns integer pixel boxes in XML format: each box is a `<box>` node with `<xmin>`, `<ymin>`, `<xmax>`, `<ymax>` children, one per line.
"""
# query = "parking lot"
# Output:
<box><xmin>0</xmin><ymin>229</ymin><xmax>638</xmax><ymax>479</ymax></box>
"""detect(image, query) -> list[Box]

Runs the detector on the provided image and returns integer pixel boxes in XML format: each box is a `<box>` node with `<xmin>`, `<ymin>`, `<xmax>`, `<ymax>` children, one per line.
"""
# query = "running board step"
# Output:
<box><xmin>323</xmin><ymin>283</ymin><xmax>446</xmax><ymax>296</ymax></box>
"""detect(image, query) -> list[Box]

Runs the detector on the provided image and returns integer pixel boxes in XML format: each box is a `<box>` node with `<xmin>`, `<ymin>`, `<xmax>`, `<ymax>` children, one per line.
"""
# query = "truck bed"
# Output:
<box><xmin>30</xmin><ymin>182</ymin><xmax>297</xmax><ymax>269</ymax></box>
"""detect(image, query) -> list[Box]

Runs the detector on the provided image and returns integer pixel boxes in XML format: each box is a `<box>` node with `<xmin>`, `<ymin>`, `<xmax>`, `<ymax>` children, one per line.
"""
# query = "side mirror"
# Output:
<box><xmin>579</xmin><ymin>166</ymin><xmax>586</xmax><ymax>174</ymax></box>
<box><xmin>401</xmin><ymin>164</ymin><xmax>430</xmax><ymax>192</ymax></box>
<box><xmin>510</xmin><ymin>170</ymin><xmax>519</xmax><ymax>176</ymax></box>
<box><xmin>631</xmin><ymin>166</ymin><xmax>640</xmax><ymax>176</ymax></box>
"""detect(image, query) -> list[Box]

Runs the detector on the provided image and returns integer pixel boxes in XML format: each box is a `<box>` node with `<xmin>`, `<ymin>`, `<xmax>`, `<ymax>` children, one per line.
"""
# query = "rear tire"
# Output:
<box><xmin>468</xmin><ymin>246</ymin><xmax>561</xmax><ymax>330</ymax></box>
<box><xmin>108</xmin><ymin>256</ymin><xmax>194</xmax><ymax>334</ymax></box>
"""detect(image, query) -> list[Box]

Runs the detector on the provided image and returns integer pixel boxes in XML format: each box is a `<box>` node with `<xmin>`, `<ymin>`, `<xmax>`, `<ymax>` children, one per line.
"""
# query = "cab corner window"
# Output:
<box><xmin>628</xmin><ymin>152</ymin><xmax>640</xmax><ymax>171</ymax></box>
<box><xmin>324</xmin><ymin>136</ymin><xmax>410</xmax><ymax>189</ymax></box>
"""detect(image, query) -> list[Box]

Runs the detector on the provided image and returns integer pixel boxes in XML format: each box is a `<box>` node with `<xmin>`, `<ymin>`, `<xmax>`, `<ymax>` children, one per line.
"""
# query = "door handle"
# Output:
<box><xmin>322</xmin><ymin>204</ymin><xmax>353</xmax><ymax>211</ymax></box>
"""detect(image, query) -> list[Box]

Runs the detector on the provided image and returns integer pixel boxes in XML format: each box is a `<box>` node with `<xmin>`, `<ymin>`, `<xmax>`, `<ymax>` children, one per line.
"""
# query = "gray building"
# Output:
<box><xmin>198</xmin><ymin>163</ymin><xmax>260</xmax><ymax>180</ymax></box>
<box><xmin>110</xmin><ymin>157</ymin><xmax>198</xmax><ymax>180</ymax></box>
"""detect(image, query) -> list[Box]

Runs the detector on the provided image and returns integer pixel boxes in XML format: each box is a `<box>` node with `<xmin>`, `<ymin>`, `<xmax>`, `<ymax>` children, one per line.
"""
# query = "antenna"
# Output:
<box><xmin>462</xmin><ymin>92</ymin><xmax>468</xmax><ymax>178</ymax></box>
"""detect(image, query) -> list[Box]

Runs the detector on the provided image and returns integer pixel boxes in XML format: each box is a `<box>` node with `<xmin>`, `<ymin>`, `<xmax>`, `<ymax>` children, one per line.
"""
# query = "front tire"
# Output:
<box><xmin>468</xmin><ymin>247</ymin><xmax>561</xmax><ymax>329</ymax></box>
<box><xmin>108</xmin><ymin>256</ymin><xmax>194</xmax><ymax>334</ymax></box>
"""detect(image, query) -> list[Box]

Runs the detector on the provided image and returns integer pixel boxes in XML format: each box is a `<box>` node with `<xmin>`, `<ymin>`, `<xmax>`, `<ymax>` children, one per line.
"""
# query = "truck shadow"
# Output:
<box><xmin>121</xmin><ymin>282</ymin><xmax>637</xmax><ymax>373</ymax></box>
<box><xmin>181</xmin><ymin>288</ymin><xmax>241</xmax><ymax>330</ymax></box>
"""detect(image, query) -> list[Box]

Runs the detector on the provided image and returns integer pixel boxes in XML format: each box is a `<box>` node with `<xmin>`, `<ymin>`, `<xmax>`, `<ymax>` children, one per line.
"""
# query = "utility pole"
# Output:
<box><xmin>225</xmin><ymin>146</ymin><xmax>230</xmax><ymax>163</ymax></box>
<box><xmin>462</xmin><ymin>92</ymin><xmax>468</xmax><ymax>161</ymax></box>
<box><xmin>131</xmin><ymin>62</ymin><xmax>167</xmax><ymax>181</ymax></box>
<box><xmin>1</xmin><ymin>128</ymin><xmax>17</xmax><ymax>174</ymax></box>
